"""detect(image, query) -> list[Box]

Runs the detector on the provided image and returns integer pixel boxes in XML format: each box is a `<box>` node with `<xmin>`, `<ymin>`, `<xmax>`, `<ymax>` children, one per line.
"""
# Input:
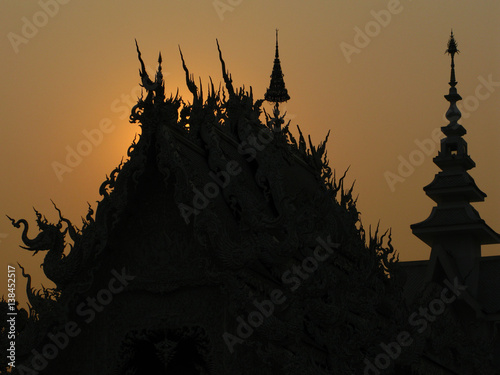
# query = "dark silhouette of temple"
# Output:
<box><xmin>2</xmin><ymin>32</ymin><xmax>499</xmax><ymax>374</ymax></box>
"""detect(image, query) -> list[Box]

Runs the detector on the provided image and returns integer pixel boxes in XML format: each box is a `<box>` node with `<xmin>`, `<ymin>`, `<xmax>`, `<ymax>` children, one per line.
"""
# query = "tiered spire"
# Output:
<box><xmin>433</xmin><ymin>31</ymin><xmax>475</xmax><ymax>174</ymax></box>
<box><xmin>264</xmin><ymin>29</ymin><xmax>290</xmax><ymax>104</ymax></box>
<box><xmin>411</xmin><ymin>31</ymin><xmax>500</xmax><ymax>295</ymax></box>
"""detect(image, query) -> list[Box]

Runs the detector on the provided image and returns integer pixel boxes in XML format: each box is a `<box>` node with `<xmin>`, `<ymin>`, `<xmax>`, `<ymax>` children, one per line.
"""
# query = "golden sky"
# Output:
<box><xmin>1</xmin><ymin>0</ymin><xmax>499</xmax><ymax>306</ymax></box>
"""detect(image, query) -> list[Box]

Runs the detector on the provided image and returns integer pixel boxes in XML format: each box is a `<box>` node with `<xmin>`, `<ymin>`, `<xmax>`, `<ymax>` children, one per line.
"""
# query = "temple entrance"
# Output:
<box><xmin>118</xmin><ymin>327</ymin><xmax>212</xmax><ymax>375</ymax></box>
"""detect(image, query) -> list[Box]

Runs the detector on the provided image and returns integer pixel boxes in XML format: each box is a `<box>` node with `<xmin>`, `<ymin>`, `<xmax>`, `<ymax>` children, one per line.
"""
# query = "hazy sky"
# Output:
<box><xmin>1</xmin><ymin>0</ymin><xmax>499</xmax><ymax>305</ymax></box>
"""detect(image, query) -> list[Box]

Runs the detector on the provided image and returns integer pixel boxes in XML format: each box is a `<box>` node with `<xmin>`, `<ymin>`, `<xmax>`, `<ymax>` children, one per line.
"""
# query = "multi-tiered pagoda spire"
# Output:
<box><xmin>264</xmin><ymin>29</ymin><xmax>290</xmax><ymax>105</ymax></box>
<box><xmin>264</xmin><ymin>30</ymin><xmax>291</xmax><ymax>131</ymax></box>
<box><xmin>411</xmin><ymin>31</ymin><xmax>500</xmax><ymax>296</ymax></box>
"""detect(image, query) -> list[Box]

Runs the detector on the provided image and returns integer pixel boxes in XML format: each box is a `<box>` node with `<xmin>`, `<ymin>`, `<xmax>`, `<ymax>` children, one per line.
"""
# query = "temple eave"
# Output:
<box><xmin>433</xmin><ymin>155</ymin><xmax>476</xmax><ymax>170</ymax></box>
<box><xmin>411</xmin><ymin>205</ymin><xmax>500</xmax><ymax>246</ymax></box>
<box><xmin>412</xmin><ymin>223</ymin><xmax>500</xmax><ymax>246</ymax></box>
<box><xmin>423</xmin><ymin>174</ymin><xmax>487</xmax><ymax>203</ymax></box>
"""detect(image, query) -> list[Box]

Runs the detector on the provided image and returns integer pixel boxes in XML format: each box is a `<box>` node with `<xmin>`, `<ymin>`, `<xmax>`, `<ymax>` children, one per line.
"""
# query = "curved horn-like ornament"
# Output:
<box><xmin>7</xmin><ymin>216</ymin><xmax>41</xmax><ymax>251</ymax></box>
<box><xmin>216</xmin><ymin>39</ymin><xmax>235</xmax><ymax>97</ymax></box>
<box><xmin>17</xmin><ymin>263</ymin><xmax>36</xmax><ymax>310</ymax></box>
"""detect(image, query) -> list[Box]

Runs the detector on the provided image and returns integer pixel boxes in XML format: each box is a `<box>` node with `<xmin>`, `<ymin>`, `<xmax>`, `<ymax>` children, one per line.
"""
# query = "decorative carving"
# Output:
<box><xmin>5</xmin><ymin>36</ymin><xmax>496</xmax><ymax>375</ymax></box>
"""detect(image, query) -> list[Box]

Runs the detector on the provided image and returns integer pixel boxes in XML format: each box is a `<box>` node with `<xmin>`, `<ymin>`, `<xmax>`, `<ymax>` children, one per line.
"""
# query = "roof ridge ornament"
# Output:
<box><xmin>135</xmin><ymin>39</ymin><xmax>153</xmax><ymax>90</ymax></box>
<box><xmin>216</xmin><ymin>39</ymin><xmax>235</xmax><ymax>97</ymax></box>
<box><xmin>134</xmin><ymin>39</ymin><xmax>165</xmax><ymax>104</ymax></box>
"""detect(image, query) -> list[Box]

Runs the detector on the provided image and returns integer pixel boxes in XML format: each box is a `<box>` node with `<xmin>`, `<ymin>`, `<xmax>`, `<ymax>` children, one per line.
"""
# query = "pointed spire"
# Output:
<box><xmin>157</xmin><ymin>51</ymin><xmax>163</xmax><ymax>78</ymax></box>
<box><xmin>433</xmin><ymin>31</ymin><xmax>475</xmax><ymax>182</ymax></box>
<box><xmin>154</xmin><ymin>51</ymin><xmax>165</xmax><ymax>103</ymax></box>
<box><xmin>264</xmin><ymin>29</ymin><xmax>290</xmax><ymax>104</ymax></box>
<box><xmin>445</xmin><ymin>30</ymin><xmax>459</xmax><ymax>88</ymax></box>
<box><xmin>411</xmin><ymin>32</ymin><xmax>500</xmax><ymax>296</ymax></box>
<box><xmin>443</xmin><ymin>31</ymin><xmax>463</xmax><ymax>127</ymax></box>
<box><xmin>274</xmin><ymin>28</ymin><xmax>280</xmax><ymax>60</ymax></box>
<box><xmin>155</xmin><ymin>51</ymin><xmax>163</xmax><ymax>85</ymax></box>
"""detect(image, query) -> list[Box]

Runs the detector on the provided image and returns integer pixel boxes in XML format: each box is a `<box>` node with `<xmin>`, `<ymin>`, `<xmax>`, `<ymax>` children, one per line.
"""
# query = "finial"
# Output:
<box><xmin>155</xmin><ymin>51</ymin><xmax>164</xmax><ymax>96</ymax></box>
<box><xmin>133</xmin><ymin>39</ymin><xmax>164</xmax><ymax>102</ymax></box>
<box><xmin>445</xmin><ymin>30</ymin><xmax>459</xmax><ymax>87</ymax></box>
<box><xmin>275</xmin><ymin>29</ymin><xmax>279</xmax><ymax>58</ymax></box>
<box><xmin>445</xmin><ymin>30</ymin><xmax>459</xmax><ymax>56</ymax></box>
<box><xmin>443</xmin><ymin>30</ymin><xmax>462</xmax><ymax>124</ymax></box>
<box><xmin>156</xmin><ymin>52</ymin><xmax>163</xmax><ymax>80</ymax></box>
<box><xmin>264</xmin><ymin>30</ymin><xmax>290</xmax><ymax>106</ymax></box>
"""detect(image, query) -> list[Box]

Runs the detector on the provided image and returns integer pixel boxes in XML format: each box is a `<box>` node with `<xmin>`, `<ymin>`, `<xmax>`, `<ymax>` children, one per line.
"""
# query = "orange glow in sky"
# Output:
<box><xmin>1</xmin><ymin>0</ymin><xmax>499</xmax><ymax>306</ymax></box>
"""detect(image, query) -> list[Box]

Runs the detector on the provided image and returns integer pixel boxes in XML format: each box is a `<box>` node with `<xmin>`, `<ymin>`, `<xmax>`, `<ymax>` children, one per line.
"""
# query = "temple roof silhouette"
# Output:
<box><xmin>3</xmin><ymin>32</ymin><xmax>500</xmax><ymax>375</ymax></box>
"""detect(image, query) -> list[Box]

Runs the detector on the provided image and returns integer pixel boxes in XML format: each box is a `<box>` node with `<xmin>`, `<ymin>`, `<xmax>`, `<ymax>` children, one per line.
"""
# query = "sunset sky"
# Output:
<box><xmin>1</xmin><ymin>0</ymin><xmax>499</xmax><ymax>305</ymax></box>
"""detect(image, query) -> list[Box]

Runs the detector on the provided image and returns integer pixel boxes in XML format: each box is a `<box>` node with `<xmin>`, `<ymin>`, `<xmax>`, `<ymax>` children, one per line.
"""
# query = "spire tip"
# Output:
<box><xmin>446</xmin><ymin>30</ymin><xmax>459</xmax><ymax>56</ymax></box>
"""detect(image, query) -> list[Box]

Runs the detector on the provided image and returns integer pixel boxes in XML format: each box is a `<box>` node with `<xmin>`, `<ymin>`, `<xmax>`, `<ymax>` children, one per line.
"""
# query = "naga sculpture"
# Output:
<box><xmin>7</xmin><ymin>202</ymin><xmax>87</xmax><ymax>290</ymax></box>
